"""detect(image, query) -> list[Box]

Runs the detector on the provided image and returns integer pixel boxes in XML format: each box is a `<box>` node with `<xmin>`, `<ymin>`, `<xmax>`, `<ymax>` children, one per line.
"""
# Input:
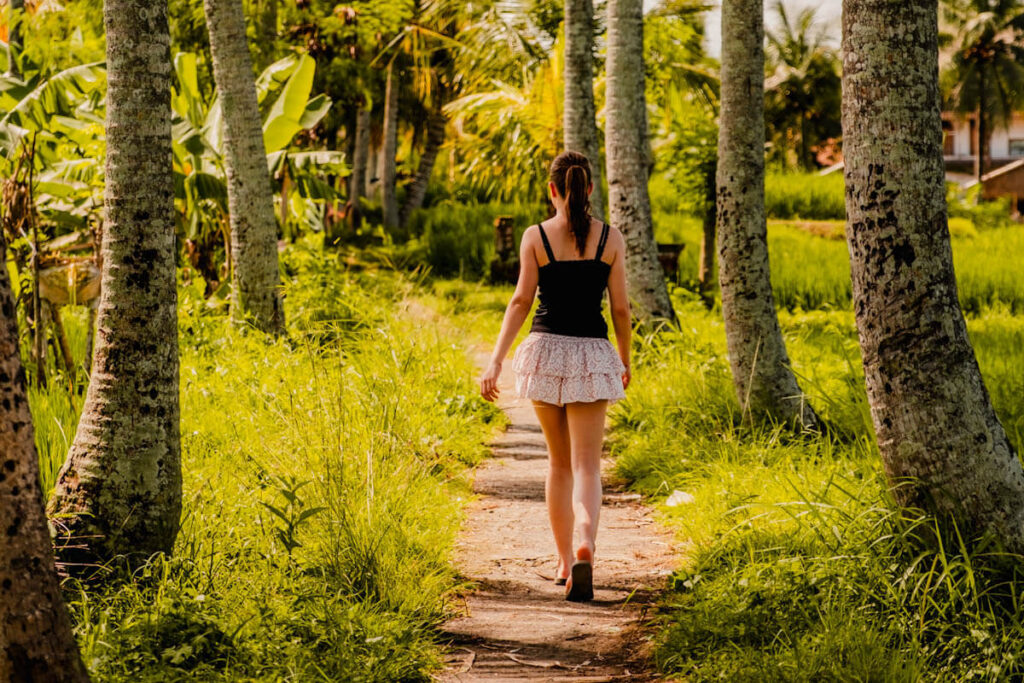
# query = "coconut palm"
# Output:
<box><xmin>379</xmin><ymin>60</ymin><xmax>400</xmax><ymax>228</ymax></box>
<box><xmin>717</xmin><ymin>0</ymin><xmax>818</xmax><ymax>427</ymax></box>
<box><xmin>843</xmin><ymin>0</ymin><xmax>1024</xmax><ymax>551</ymax></box>
<box><xmin>940</xmin><ymin>0</ymin><xmax>1024</xmax><ymax>180</ymax></box>
<box><xmin>763</xmin><ymin>0</ymin><xmax>842</xmax><ymax>170</ymax></box>
<box><xmin>49</xmin><ymin>0</ymin><xmax>182</xmax><ymax>567</ymax></box>
<box><xmin>0</xmin><ymin>224</ymin><xmax>89</xmax><ymax>682</ymax></box>
<box><xmin>563</xmin><ymin>0</ymin><xmax>604</xmax><ymax>216</ymax></box>
<box><xmin>605</xmin><ymin>0</ymin><xmax>676</xmax><ymax>322</ymax></box>
<box><xmin>203</xmin><ymin>0</ymin><xmax>284</xmax><ymax>333</ymax></box>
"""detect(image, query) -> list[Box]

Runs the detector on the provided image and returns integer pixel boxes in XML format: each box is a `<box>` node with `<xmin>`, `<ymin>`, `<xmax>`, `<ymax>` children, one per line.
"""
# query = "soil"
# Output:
<box><xmin>439</xmin><ymin>353</ymin><xmax>678</xmax><ymax>682</ymax></box>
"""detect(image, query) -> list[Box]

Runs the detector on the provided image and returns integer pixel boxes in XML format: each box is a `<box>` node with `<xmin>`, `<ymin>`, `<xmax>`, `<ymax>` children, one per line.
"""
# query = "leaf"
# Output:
<box><xmin>263</xmin><ymin>53</ymin><xmax>316</xmax><ymax>153</ymax></box>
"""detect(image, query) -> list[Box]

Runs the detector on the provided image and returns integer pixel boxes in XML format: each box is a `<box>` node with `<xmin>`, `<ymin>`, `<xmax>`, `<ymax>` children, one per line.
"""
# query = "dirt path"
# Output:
<box><xmin>439</xmin><ymin>354</ymin><xmax>678</xmax><ymax>682</ymax></box>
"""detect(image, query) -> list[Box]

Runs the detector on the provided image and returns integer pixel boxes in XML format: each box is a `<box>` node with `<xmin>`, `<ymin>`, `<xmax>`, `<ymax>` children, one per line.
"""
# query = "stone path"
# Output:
<box><xmin>439</xmin><ymin>355</ymin><xmax>677</xmax><ymax>682</ymax></box>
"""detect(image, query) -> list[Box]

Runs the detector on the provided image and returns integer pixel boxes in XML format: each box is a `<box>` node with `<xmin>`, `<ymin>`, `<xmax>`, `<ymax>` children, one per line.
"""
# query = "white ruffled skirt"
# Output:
<box><xmin>511</xmin><ymin>332</ymin><xmax>626</xmax><ymax>406</ymax></box>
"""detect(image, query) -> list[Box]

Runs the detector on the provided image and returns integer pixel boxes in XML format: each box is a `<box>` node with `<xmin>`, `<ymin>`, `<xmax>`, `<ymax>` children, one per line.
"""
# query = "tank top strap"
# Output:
<box><xmin>537</xmin><ymin>224</ymin><xmax>556</xmax><ymax>262</ymax></box>
<box><xmin>594</xmin><ymin>222</ymin><xmax>611</xmax><ymax>261</ymax></box>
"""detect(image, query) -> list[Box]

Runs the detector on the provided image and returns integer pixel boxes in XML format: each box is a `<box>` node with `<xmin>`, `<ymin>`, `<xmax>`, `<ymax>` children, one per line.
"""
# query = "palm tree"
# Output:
<box><xmin>843</xmin><ymin>0</ymin><xmax>1024</xmax><ymax>551</ymax></box>
<box><xmin>49</xmin><ymin>0</ymin><xmax>182</xmax><ymax>568</ymax></box>
<box><xmin>0</xmin><ymin>232</ymin><xmax>89</xmax><ymax>682</ymax></box>
<box><xmin>717</xmin><ymin>0</ymin><xmax>818</xmax><ymax>428</ymax></box>
<box><xmin>379</xmin><ymin>60</ymin><xmax>400</xmax><ymax>228</ymax></box>
<box><xmin>204</xmin><ymin>0</ymin><xmax>284</xmax><ymax>334</ymax></box>
<box><xmin>349</xmin><ymin>101</ymin><xmax>370</xmax><ymax>203</ymax></box>
<box><xmin>563</xmin><ymin>0</ymin><xmax>604</xmax><ymax>217</ymax></box>
<box><xmin>763</xmin><ymin>0</ymin><xmax>842</xmax><ymax>170</ymax></box>
<box><xmin>940</xmin><ymin>0</ymin><xmax>1024</xmax><ymax>180</ymax></box>
<box><xmin>605</xmin><ymin>0</ymin><xmax>676</xmax><ymax>322</ymax></box>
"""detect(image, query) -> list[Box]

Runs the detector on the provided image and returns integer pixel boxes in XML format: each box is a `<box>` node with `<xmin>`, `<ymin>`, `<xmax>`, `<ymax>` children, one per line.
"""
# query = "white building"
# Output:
<box><xmin>942</xmin><ymin>112</ymin><xmax>1024</xmax><ymax>173</ymax></box>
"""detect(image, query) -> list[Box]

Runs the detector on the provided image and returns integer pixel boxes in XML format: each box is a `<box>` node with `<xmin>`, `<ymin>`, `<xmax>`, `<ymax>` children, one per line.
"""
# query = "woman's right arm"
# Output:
<box><xmin>606</xmin><ymin>229</ymin><xmax>632</xmax><ymax>389</ymax></box>
<box><xmin>479</xmin><ymin>227</ymin><xmax>540</xmax><ymax>402</ymax></box>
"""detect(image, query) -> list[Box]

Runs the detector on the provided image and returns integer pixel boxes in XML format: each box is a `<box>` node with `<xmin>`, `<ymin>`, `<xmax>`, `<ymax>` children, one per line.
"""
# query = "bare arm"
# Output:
<box><xmin>606</xmin><ymin>228</ymin><xmax>632</xmax><ymax>388</ymax></box>
<box><xmin>479</xmin><ymin>227</ymin><xmax>540</xmax><ymax>401</ymax></box>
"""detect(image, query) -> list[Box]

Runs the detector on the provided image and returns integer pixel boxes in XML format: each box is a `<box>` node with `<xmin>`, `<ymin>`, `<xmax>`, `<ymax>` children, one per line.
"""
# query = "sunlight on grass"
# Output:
<box><xmin>28</xmin><ymin>241</ymin><xmax>504</xmax><ymax>681</ymax></box>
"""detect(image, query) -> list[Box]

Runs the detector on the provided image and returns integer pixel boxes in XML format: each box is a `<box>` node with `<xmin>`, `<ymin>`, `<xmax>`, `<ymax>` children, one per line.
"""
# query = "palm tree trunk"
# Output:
<box><xmin>366</xmin><ymin>138</ymin><xmax>379</xmax><ymax>198</ymax></box>
<box><xmin>399</xmin><ymin>106</ymin><xmax>445</xmax><ymax>226</ymax></box>
<box><xmin>563</xmin><ymin>0</ymin><xmax>605</xmax><ymax>218</ymax></box>
<box><xmin>843</xmin><ymin>0</ymin><xmax>1024</xmax><ymax>550</ymax></box>
<box><xmin>48</xmin><ymin>0</ymin><xmax>182</xmax><ymax>568</ymax></box>
<box><xmin>380</xmin><ymin>62</ymin><xmax>400</xmax><ymax>229</ymax></box>
<box><xmin>697</xmin><ymin>159</ymin><xmax>716</xmax><ymax>308</ymax></box>
<box><xmin>349</xmin><ymin>104</ymin><xmax>370</xmax><ymax>202</ymax></box>
<box><xmin>604</xmin><ymin>0</ymin><xmax>675</xmax><ymax>322</ymax></box>
<box><xmin>204</xmin><ymin>0</ymin><xmax>284</xmax><ymax>334</ymax></box>
<box><xmin>717</xmin><ymin>0</ymin><xmax>817</xmax><ymax>428</ymax></box>
<box><xmin>0</xmin><ymin>238</ymin><xmax>89</xmax><ymax>683</ymax></box>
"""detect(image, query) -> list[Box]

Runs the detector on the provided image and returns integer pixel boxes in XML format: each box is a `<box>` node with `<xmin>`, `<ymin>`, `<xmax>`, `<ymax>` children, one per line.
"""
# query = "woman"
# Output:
<box><xmin>478</xmin><ymin>151</ymin><xmax>632</xmax><ymax>602</ymax></box>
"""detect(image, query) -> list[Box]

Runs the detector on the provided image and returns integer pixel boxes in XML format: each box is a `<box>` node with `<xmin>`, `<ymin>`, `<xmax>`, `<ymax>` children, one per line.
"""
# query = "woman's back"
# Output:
<box><xmin>530</xmin><ymin>220</ymin><xmax>612</xmax><ymax>339</ymax></box>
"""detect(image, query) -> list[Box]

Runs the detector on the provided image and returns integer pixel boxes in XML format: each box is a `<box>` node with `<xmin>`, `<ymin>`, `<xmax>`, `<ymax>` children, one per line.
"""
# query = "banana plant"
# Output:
<box><xmin>0</xmin><ymin>60</ymin><xmax>107</xmax><ymax>232</ymax></box>
<box><xmin>172</xmin><ymin>51</ymin><xmax>345</xmax><ymax>244</ymax></box>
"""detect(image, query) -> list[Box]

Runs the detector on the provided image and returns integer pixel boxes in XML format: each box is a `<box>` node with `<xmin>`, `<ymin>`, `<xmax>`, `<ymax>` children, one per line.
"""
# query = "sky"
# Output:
<box><xmin>643</xmin><ymin>0</ymin><xmax>844</xmax><ymax>58</ymax></box>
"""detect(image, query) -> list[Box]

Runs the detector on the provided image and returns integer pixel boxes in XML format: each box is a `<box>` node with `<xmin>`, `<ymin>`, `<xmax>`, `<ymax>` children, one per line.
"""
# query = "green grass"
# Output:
<box><xmin>609</xmin><ymin>297</ymin><xmax>1024</xmax><ymax>681</ymax></box>
<box><xmin>764</xmin><ymin>171</ymin><xmax>847</xmax><ymax>221</ymax></box>
<box><xmin>27</xmin><ymin>240</ymin><xmax>504</xmax><ymax>681</ymax></box>
<box><xmin>652</xmin><ymin>211</ymin><xmax>1024</xmax><ymax>314</ymax></box>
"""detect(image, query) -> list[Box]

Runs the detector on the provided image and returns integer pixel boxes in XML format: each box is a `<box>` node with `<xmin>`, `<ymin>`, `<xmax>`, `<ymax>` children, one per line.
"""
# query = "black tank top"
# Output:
<box><xmin>530</xmin><ymin>222</ymin><xmax>612</xmax><ymax>339</ymax></box>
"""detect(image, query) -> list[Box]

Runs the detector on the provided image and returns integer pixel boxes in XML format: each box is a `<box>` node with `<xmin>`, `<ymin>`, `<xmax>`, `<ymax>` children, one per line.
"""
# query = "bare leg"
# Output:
<box><xmin>565</xmin><ymin>400</ymin><xmax>608</xmax><ymax>563</ymax></box>
<box><xmin>533</xmin><ymin>400</ymin><xmax>573</xmax><ymax>580</ymax></box>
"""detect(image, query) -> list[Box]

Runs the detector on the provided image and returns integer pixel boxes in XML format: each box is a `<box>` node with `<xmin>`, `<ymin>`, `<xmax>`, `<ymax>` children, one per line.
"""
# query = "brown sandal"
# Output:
<box><xmin>565</xmin><ymin>561</ymin><xmax>593</xmax><ymax>602</ymax></box>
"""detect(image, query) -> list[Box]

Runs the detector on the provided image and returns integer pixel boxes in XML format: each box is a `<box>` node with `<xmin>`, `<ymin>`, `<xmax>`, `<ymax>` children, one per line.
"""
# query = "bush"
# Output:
<box><xmin>947</xmin><ymin>184</ymin><xmax>1016</xmax><ymax>232</ymax></box>
<box><xmin>403</xmin><ymin>201</ymin><xmax>545</xmax><ymax>278</ymax></box>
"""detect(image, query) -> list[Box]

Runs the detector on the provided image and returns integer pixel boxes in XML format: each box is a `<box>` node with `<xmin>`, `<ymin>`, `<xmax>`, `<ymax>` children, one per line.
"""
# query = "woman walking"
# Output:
<box><xmin>479</xmin><ymin>151</ymin><xmax>632</xmax><ymax>602</ymax></box>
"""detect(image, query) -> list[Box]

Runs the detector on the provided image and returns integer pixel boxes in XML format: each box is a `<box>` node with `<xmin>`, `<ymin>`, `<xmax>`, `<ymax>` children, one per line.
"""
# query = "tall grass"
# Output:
<box><xmin>28</xmin><ymin>240</ymin><xmax>504</xmax><ymax>681</ymax></box>
<box><xmin>764</xmin><ymin>172</ymin><xmax>846</xmax><ymax>220</ymax></box>
<box><xmin>609</xmin><ymin>298</ymin><xmax>1024</xmax><ymax>681</ymax></box>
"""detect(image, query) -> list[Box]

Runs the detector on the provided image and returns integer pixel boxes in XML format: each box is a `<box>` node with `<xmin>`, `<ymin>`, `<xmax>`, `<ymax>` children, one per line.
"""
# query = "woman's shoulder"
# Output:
<box><xmin>600</xmin><ymin>221</ymin><xmax>625</xmax><ymax>247</ymax></box>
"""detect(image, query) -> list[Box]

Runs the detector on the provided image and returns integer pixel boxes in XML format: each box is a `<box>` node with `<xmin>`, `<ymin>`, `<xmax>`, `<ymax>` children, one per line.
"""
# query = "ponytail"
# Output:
<box><xmin>565</xmin><ymin>165</ymin><xmax>591</xmax><ymax>255</ymax></box>
<box><xmin>549</xmin><ymin>151</ymin><xmax>593</xmax><ymax>256</ymax></box>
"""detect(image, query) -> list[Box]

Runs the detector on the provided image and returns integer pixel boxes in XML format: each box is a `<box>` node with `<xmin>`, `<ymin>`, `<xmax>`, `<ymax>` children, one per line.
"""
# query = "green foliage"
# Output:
<box><xmin>611</xmin><ymin>304</ymin><xmax>1024</xmax><ymax>681</ymax></box>
<box><xmin>29</xmin><ymin>241</ymin><xmax>503</xmax><ymax>681</ymax></box>
<box><xmin>947</xmin><ymin>183</ymin><xmax>1016</xmax><ymax>232</ymax></box>
<box><xmin>402</xmin><ymin>200</ymin><xmax>545</xmax><ymax>277</ymax></box>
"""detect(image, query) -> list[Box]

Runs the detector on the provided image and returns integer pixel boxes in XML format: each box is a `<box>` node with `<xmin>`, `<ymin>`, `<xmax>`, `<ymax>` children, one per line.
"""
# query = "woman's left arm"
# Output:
<box><xmin>479</xmin><ymin>227</ymin><xmax>540</xmax><ymax>402</ymax></box>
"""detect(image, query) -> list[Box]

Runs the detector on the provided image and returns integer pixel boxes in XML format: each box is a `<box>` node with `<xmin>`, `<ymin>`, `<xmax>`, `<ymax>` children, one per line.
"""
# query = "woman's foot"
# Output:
<box><xmin>555</xmin><ymin>557</ymin><xmax>572</xmax><ymax>585</ymax></box>
<box><xmin>565</xmin><ymin>544</ymin><xmax>595</xmax><ymax>602</ymax></box>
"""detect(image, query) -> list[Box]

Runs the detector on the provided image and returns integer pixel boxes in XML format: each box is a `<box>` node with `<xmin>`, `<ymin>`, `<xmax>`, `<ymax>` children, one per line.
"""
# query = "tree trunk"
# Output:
<box><xmin>563</xmin><ymin>0</ymin><xmax>605</xmax><ymax>218</ymax></box>
<box><xmin>842</xmin><ymin>0</ymin><xmax>1024</xmax><ymax>550</ymax></box>
<box><xmin>366</xmin><ymin>139</ymin><xmax>379</xmax><ymax>198</ymax></box>
<box><xmin>697</xmin><ymin>159</ymin><xmax>716</xmax><ymax>308</ymax></box>
<box><xmin>204</xmin><ymin>0</ymin><xmax>284</xmax><ymax>334</ymax></box>
<box><xmin>5</xmin><ymin>0</ymin><xmax>22</xmax><ymax>78</ymax></box>
<box><xmin>380</xmin><ymin>62</ymin><xmax>400</xmax><ymax>229</ymax></box>
<box><xmin>399</xmin><ymin>106</ymin><xmax>445</xmax><ymax>226</ymax></box>
<box><xmin>976</xmin><ymin>69</ymin><xmax>987</xmax><ymax>181</ymax></box>
<box><xmin>349</xmin><ymin>105</ymin><xmax>370</xmax><ymax>202</ymax></box>
<box><xmin>717</xmin><ymin>0</ymin><xmax>817</xmax><ymax>427</ymax></box>
<box><xmin>0</xmin><ymin>238</ymin><xmax>89</xmax><ymax>683</ymax></box>
<box><xmin>48</xmin><ymin>0</ymin><xmax>182</xmax><ymax>569</ymax></box>
<box><xmin>604</xmin><ymin>0</ymin><xmax>675</xmax><ymax>322</ymax></box>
